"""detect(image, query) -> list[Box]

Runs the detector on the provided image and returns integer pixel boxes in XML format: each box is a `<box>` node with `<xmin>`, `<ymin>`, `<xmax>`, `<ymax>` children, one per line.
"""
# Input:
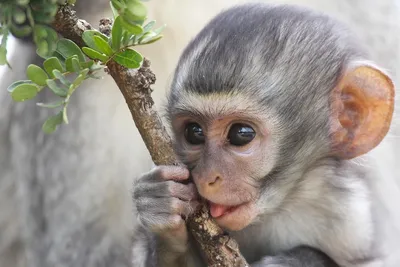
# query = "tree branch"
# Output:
<box><xmin>53</xmin><ymin>5</ymin><xmax>249</xmax><ymax>267</ymax></box>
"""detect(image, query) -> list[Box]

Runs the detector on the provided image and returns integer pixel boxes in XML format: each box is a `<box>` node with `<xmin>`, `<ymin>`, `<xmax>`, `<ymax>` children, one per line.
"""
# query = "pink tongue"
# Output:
<box><xmin>209</xmin><ymin>203</ymin><xmax>231</xmax><ymax>218</ymax></box>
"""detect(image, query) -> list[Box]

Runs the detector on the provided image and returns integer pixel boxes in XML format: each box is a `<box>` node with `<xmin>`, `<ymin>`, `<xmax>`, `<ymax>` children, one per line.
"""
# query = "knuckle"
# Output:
<box><xmin>165</xmin><ymin>180</ymin><xmax>176</xmax><ymax>195</ymax></box>
<box><xmin>132</xmin><ymin>183</ymin><xmax>150</xmax><ymax>200</ymax></box>
<box><xmin>170</xmin><ymin>198</ymin><xmax>182</xmax><ymax>212</ymax></box>
<box><xmin>157</xmin><ymin>167</ymin><xmax>168</xmax><ymax>179</ymax></box>
<box><xmin>177</xmin><ymin>165</ymin><xmax>190</xmax><ymax>177</ymax></box>
<box><xmin>154</xmin><ymin>165</ymin><xmax>174</xmax><ymax>180</ymax></box>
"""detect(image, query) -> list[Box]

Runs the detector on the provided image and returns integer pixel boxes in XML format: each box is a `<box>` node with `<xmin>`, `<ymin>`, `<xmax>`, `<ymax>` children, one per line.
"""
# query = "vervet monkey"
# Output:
<box><xmin>1</xmin><ymin>1</ymin><xmax>399</xmax><ymax>267</ymax></box>
<box><xmin>132</xmin><ymin>3</ymin><xmax>399</xmax><ymax>267</ymax></box>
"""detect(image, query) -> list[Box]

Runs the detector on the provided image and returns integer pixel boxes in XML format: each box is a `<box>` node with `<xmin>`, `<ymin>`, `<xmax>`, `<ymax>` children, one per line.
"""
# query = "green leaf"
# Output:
<box><xmin>65</xmin><ymin>56</ymin><xmax>81</xmax><ymax>72</ymax></box>
<box><xmin>111</xmin><ymin>0</ymin><xmax>125</xmax><ymax>11</ymax></box>
<box><xmin>138</xmin><ymin>24</ymin><xmax>165</xmax><ymax>44</ymax></box>
<box><xmin>80</xmin><ymin>68</ymin><xmax>90</xmax><ymax>76</ymax></box>
<box><xmin>68</xmin><ymin>73</ymin><xmax>86</xmax><ymax>94</ymax></box>
<box><xmin>143</xmin><ymin>20</ymin><xmax>156</xmax><ymax>32</ymax></box>
<box><xmin>111</xmin><ymin>16</ymin><xmax>123</xmax><ymax>50</ymax></box>
<box><xmin>53</xmin><ymin>69</ymin><xmax>71</xmax><ymax>87</ymax></box>
<box><xmin>138</xmin><ymin>31</ymin><xmax>156</xmax><ymax>43</ymax></box>
<box><xmin>140</xmin><ymin>35</ymin><xmax>163</xmax><ymax>44</ymax></box>
<box><xmin>121</xmin><ymin>31</ymin><xmax>131</xmax><ymax>46</ymax></box>
<box><xmin>10</xmin><ymin>24</ymin><xmax>32</xmax><ymax>38</ymax></box>
<box><xmin>46</xmin><ymin>30</ymin><xmax>59</xmax><ymax>56</ymax></box>
<box><xmin>27</xmin><ymin>64</ymin><xmax>48</xmax><ymax>86</ymax></box>
<box><xmin>56</xmin><ymin>38</ymin><xmax>85</xmax><ymax>62</ymax></box>
<box><xmin>13</xmin><ymin>7</ymin><xmax>26</xmax><ymax>24</ymax></box>
<box><xmin>82</xmin><ymin>30</ymin><xmax>109</xmax><ymax>50</ymax></box>
<box><xmin>82</xmin><ymin>47</ymin><xmax>109</xmax><ymax>62</ymax></box>
<box><xmin>125</xmin><ymin>0</ymin><xmax>147</xmax><ymax>21</ymax></box>
<box><xmin>34</xmin><ymin>25</ymin><xmax>48</xmax><ymax>40</ymax></box>
<box><xmin>0</xmin><ymin>46</ymin><xmax>7</xmax><ymax>65</ymax></box>
<box><xmin>43</xmin><ymin>57</ymin><xmax>63</xmax><ymax>78</ymax></box>
<box><xmin>52</xmin><ymin>51</ymin><xmax>66</xmax><ymax>65</ymax></box>
<box><xmin>26</xmin><ymin>7</ymin><xmax>34</xmax><ymax>26</ymax></box>
<box><xmin>33</xmin><ymin>25</ymin><xmax>58</xmax><ymax>58</ymax></box>
<box><xmin>1</xmin><ymin>28</ymin><xmax>9</xmax><ymax>46</ymax></box>
<box><xmin>42</xmin><ymin>111</ymin><xmax>63</xmax><ymax>134</ymax></box>
<box><xmin>16</xmin><ymin>0</ymin><xmax>30</xmax><ymax>5</ymax></box>
<box><xmin>37</xmin><ymin>100</ymin><xmax>64</xmax><ymax>108</ymax></box>
<box><xmin>90</xmin><ymin>64</ymin><xmax>104</xmax><ymax>72</ymax></box>
<box><xmin>46</xmin><ymin>79</ymin><xmax>68</xmax><ymax>97</ymax></box>
<box><xmin>62</xmin><ymin>106</ymin><xmax>69</xmax><ymax>124</ymax></box>
<box><xmin>80</xmin><ymin>60</ymin><xmax>94</xmax><ymax>69</ymax></box>
<box><xmin>110</xmin><ymin>1</ymin><xmax>119</xmax><ymax>17</ymax></box>
<box><xmin>113</xmin><ymin>49</ymin><xmax>143</xmax><ymax>69</ymax></box>
<box><xmin>120</xmin><ymin>17</ymin><xmax>143</xmax><ymax>34</ymax></box>
<box><xmin>7</xmin><ymin>80</ymin><xmax>33</xmax><ymax>93</ymax></box>
<box><xmin>93</xmin><ymin>35</ymin><xmax>114</xmax><ymax>56</ymax></box>
<box><xmin>153</xmin><ymin>24</ymin><xmax>166</xmax><ymax>35</ymax></box>
<box><xmin>36</xmin><ymin>41</ymin><xmax>49</xmax><ymax>58</ymax></box>
<box><xmin>89</xmin><ymin>73</ymin><xmax>103</xmax><ymax>79</ymax></box>
<box><xmin>66</xmin><ymin>68</ymin><xmax>89</xmax><ymax>95</ymax></box>
<box><xmin>11</xmin><ymin>83</ymin><xmax>39</xmax><ymax>102</ymax></box>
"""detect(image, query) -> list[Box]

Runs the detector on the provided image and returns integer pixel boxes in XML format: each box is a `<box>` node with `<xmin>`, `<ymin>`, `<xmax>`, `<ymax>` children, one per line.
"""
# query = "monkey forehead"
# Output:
<box><xmin>169</xmin><ymin>3</ymin><xmax>361</xmax><ymax>99</ymax></box>
<box><xmin>169</xmin><ymin>91</ymin><xmax>272</xmax><ymax>122</ymax></box>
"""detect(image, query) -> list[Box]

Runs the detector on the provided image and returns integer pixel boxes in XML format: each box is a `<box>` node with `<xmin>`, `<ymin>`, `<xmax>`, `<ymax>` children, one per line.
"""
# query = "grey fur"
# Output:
<box><xmin>252</xmin><ymin>246</ymin><xmax>338</xmax><ymax>267</ymax></box>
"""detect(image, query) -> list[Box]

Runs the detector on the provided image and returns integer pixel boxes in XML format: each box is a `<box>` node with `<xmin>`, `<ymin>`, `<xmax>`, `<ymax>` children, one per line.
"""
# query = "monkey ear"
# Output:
<box><xmin>331</xmin><ymin>64</ymin><xmax>395</xmax><ymax>159</ymax></box>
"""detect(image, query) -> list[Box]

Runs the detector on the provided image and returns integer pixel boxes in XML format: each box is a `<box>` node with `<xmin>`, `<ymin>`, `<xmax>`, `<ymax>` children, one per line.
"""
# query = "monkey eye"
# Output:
<box><xmin>184</xmin><ymin>122</ymin><xmax>205</xmax><ymax>145</ymax></box>
<box><xmin>227</xmin><ymin>123</ymin><xmax>256</xmax><ymax>146</ymax></box>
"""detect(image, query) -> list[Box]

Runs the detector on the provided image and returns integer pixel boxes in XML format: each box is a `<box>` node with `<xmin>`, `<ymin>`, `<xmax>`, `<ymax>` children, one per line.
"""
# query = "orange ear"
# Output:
<box><xmin>331</xmin><ymin>65</ymin><xmax>395</xmax><ymax>159</ymax></box>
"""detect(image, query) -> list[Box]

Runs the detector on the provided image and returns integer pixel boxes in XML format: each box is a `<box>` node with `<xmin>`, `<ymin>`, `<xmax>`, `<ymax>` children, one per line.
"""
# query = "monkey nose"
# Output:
<box><xmin>208</xmin><ymin>176</ymin><xmax>222</xmax><ymax>187</ymax></box>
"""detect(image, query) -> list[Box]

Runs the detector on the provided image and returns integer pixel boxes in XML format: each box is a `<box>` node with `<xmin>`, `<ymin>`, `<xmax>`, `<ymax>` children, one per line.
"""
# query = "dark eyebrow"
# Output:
<box><xmin>171</xmin><ymin>108</ymin><xmax>212</xmax><ymax>125</ymax></box>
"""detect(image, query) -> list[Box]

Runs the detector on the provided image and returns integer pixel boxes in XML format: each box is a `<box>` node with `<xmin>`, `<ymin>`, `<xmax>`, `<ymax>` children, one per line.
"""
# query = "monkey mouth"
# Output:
<box><xmin>208</xmin><ymin>201</ymin><xmax>245</xmax><ymax>218</ymax></box>
<box><xmin>206</xmin><ymin>200</ymin><xmax>257</xmax><ymax>230</ymax></box>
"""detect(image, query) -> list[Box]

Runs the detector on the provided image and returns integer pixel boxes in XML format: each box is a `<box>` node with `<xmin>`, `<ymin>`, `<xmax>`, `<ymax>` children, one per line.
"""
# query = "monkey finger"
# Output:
<box><xmin>147</xmin><ymin>165</ymin><xmax>190</xmax><ymax>182</ymax></box>
<box><xmin>170</xmin><ymin>198</ymin><xmax>200</xmax><ymax>217</ymax></box>
<box><xmin>135</xmin><ymin>196</ymin><xmax>197</xmax><ymax>218</ymax></box>
<box><xmin>167</xmin><ymin>181</ymin><xmax>199</xmax><ymax>201</ymax></box>
<box><xmin>135</xmin><ymin>197</ymin><xmax>170</xmax><ymax>215</ymax></box>
<box><xmin>139</xmin><ymin>212</ymin><xmax>186</xmax><ymax>233</ymax></box>
<box><xmin>134</xmin><ymin>180</ymin><xmax>198</xmax><ymax>201</ymax></box>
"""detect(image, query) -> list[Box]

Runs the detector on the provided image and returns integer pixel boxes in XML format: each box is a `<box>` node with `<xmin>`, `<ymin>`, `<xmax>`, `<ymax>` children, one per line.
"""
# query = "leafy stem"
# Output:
<box><xmin>5</xmin><ymin>0</ymin><xmax>165</xmax><ymax>134</ymax></box>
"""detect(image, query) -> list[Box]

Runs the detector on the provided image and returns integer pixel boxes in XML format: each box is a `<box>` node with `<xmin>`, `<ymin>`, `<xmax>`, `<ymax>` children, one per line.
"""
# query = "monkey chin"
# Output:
<box><xmin>209</xmin><ymin>201</ymin><xmax>258</xmax><ymax>231</ymax></box>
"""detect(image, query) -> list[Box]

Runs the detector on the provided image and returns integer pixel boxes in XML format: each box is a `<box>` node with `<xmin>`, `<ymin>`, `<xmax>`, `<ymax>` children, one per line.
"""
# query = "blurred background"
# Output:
<box><xmin>0</xmin><ymin>1</ymin><xmax>399</xmax><ymax>267</ymax></box>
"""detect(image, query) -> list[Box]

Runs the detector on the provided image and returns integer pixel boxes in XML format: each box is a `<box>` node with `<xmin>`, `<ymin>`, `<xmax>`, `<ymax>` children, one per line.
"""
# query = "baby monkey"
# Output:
<box><xmin>132</xmin><ymin>3</ymin><xmax>396</xmax><ymax>267</ymax></box>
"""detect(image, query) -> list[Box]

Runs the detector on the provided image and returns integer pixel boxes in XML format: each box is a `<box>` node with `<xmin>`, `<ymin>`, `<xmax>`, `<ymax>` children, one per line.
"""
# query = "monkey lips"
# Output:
<box><xmin>209</xmin><ymin>202</ymin><xmax>241</xmax><ymax>217</ymax></box>
<box><xmin>207</xmin><ymin>201</ymin><xmax>257</xmax><ymax>230</ymax></box>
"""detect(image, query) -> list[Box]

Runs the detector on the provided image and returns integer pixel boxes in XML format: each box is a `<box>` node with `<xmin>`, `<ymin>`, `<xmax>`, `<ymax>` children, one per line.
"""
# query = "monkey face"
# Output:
<box><xmin>170</xmin><ymin>93</ymin><xmax>281</xmax><ymax>231</ymax></box>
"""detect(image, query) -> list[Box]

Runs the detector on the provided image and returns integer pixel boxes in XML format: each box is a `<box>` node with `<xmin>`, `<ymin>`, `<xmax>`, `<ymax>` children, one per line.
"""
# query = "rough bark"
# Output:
<box><xmin>52</xmin><ymin>4</ymin><xmax>249</xmax><ymax>267</ymax></box>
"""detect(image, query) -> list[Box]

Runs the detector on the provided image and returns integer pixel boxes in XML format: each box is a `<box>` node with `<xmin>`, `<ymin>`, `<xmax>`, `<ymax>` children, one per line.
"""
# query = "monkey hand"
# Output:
<box><xmin>133</xmin><ymin>165</ymin><xmax>199</xmax><ymax>254</ymax></box>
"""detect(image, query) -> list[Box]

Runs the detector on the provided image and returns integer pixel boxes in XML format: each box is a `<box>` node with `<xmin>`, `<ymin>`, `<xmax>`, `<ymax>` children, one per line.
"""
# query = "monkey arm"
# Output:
<box><xmin>251</xmin><ymin>246</ymin><xmax>339</xmax><ymax>267</ymax></box>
